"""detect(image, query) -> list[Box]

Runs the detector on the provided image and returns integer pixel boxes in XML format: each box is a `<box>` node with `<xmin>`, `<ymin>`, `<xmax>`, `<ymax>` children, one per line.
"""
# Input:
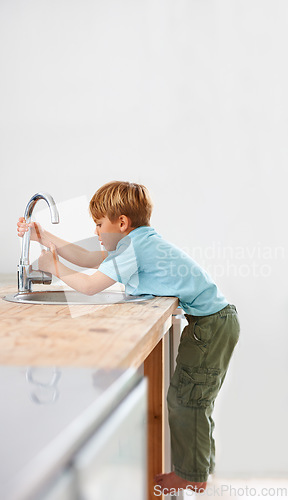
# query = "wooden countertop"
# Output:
<box><xmin>0</xmin><ymin>284</ymin><xmax>178</xmax><ymax>368</ymax></box>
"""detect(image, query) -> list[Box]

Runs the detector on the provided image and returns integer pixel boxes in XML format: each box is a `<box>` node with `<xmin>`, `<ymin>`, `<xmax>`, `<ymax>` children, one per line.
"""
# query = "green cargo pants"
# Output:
<box><xmin>167</xmin><ymin>304</ymin><xmax>240</xmax><ymax>483</ymax></box>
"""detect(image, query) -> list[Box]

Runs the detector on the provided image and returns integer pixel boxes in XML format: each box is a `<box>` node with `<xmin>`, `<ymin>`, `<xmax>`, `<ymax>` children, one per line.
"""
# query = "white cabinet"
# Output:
<box><xmin>39</xmin><ymin>471</ymin><xmax>76</xmax><ymax>500</ymax></box>
<box><xmin>74</xmin><ymin>378</ymin><xmax>147</xmax><ymax>500</ymax></box>
<box><xmin>2</xmin><ymin>368</ymin><xmax>147</xmax><ymax>500</ymax></box>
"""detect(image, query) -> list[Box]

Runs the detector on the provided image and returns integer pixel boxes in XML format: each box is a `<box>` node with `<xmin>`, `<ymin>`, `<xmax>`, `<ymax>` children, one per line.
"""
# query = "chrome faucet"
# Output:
<box><xmin>18</xmin><ymin>192</ymin><xmax>59</xmax><ymax>293</ymax></box>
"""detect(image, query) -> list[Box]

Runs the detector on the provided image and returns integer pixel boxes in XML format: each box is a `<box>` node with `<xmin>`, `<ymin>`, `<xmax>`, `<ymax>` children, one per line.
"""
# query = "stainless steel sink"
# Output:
<box><xmin>3</xmin><ymin>290</ymin><xmax>155</xmax><ymax>305</ymax></box>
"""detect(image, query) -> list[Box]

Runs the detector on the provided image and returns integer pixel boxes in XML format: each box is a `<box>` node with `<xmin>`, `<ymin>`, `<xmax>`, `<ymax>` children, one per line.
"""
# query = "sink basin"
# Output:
<box><xmin>3</xmin><ymin>290</ymin><xmax>155</xmax><ymax>305</ymax></box>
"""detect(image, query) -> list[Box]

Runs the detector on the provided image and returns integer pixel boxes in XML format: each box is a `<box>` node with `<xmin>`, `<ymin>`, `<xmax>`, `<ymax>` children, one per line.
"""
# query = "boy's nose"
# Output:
<box><xmin>95</xmin><ymin>228</ymin><xmax>102</xmax><ymax>243</ymax></box>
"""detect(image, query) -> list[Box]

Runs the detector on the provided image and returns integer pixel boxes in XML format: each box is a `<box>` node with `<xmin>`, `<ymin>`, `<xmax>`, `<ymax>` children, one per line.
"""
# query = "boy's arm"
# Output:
<box><xmin>38</xmin><ymin>246</ymin><xmax>115</xmax><ymax>295</ymax></box>
<box><xmin>42</xmin><ymin>230</ymin><xmax>108</xmax><ymax>269</ymax></box>
<box><xmin>17</xmin><ymin>219</ymin><xmax>107</xmax><ymax>268</ymax></box>
<box><xmin>56</xmin><ymin>263</ymin><xmax>115</xmax><ymax>295</ymax></box>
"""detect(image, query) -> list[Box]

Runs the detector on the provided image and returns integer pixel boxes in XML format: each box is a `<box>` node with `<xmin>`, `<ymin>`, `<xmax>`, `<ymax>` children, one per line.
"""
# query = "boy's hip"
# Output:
<box><xmin>176</xmin><ymin>304</ymin><xmax>240</xmax><ymax>369</ymax></box>
<box><xmin>184</xmin><ymin>303</ymin><xmax>238</xmax><ymax>323</ymax></box>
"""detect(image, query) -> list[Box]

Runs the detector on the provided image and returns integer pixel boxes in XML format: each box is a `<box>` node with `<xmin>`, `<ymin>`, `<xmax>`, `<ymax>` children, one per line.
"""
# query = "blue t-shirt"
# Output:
<box><xmin>98</xmin><ymin>226</ymin><xmax>228</xmax><ymax>316</ymax></box>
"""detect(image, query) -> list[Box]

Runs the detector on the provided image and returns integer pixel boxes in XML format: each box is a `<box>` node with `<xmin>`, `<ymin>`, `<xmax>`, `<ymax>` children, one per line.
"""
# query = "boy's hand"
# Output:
<box><xmin>38</xmin><ymin>242</ymin><xmax>60</xmax><ymax>276</ymax></box>
<box><xmin>17</xmin><ymin>217</ymin><xmax>45</xmax><ymax>243</ymax></box>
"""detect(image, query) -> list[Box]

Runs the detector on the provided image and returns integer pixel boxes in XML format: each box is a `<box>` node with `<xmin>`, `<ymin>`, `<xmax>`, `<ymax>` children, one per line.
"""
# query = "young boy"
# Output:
<box><xmin>17</xmin><ymin>181</ymin><xmax>240</xmax><ymax>494</ymax></box>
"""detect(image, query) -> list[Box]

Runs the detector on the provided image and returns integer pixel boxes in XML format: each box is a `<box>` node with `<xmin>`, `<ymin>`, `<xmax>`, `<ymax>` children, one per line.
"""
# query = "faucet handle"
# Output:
<box><xmin>28</xmin><ymin>269</ymin><xmax>52</xmax><ymax>285</ymax></box>
<box><xmin>40</xmin><ymin>271</ymin><xmax>53</xmax><ymax>285</ymax></box>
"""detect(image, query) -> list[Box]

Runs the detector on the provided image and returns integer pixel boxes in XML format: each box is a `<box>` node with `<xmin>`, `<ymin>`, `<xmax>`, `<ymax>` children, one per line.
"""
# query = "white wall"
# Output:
<box><xmin>1</xmin><ymin>0</ymin><xmax>288</xmax><ymax>478</ymax></box>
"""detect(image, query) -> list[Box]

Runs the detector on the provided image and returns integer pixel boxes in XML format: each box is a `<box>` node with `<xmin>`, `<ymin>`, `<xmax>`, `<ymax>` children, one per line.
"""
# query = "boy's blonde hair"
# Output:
<box><xmin>89</xmin><ymin>181</ymin><xmax>153</xmax><ymax>228</ymax></box>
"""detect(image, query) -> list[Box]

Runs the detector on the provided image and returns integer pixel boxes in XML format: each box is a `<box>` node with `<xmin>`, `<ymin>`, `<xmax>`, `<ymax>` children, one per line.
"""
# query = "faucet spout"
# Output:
<box><xmin>18</xmin><ymin>192</ymin><xmax>60</xmax><ymax>292</ymax></box>
<box><xmin>20</xmin><ymin>193</ymin><xmax>59</xmax><ymax>266</ymax></box>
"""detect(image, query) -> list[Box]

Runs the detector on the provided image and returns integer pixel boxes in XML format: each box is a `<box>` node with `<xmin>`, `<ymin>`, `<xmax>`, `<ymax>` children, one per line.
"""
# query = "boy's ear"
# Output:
<box><xmin>119</xmin><ymin>215</ymin><xmax>132</xmax><ymax>232</ymax></box>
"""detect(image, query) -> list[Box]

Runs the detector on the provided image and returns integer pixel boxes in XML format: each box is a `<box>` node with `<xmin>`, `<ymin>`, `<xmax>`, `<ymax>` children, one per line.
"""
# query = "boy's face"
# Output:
<box><xmin>94</xmin><ymin>215</ymin><xmax>131</xmax><ymax>251</ymax></box>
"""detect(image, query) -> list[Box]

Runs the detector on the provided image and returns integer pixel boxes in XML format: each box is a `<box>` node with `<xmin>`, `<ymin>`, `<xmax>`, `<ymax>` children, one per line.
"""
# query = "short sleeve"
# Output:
<box><xmin>98</xmin><ymin>236</ymin><xmax>139</xmax><ymax>288</ymax></box>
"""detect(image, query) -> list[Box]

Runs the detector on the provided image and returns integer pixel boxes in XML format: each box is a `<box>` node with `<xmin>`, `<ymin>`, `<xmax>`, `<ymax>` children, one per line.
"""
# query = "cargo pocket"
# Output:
<box><xmin>190</xmin><ymin>316</ymin><xmax>215</xmax><ymax>345</ymax></box>
<box><xmin>177</xmin><ymin>367</ymin><xmax>222</xmax><ymax>408</ymax></box>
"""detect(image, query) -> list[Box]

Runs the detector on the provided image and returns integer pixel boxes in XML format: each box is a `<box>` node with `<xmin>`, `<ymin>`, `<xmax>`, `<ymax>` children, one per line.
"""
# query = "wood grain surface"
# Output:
<box><xmin>0</xmin><ymin>285</ymin><xmax>178</xmax><ymax>367</ymax></box>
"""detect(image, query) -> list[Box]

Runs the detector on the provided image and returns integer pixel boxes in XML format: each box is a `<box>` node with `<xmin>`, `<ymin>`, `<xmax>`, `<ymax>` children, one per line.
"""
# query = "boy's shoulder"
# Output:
<box><xmin>127</xmin><ymin>225</ymin><xmax>161</xmax><ymax>245</ymax></box>
<box><xmin>130</xmin><ymin>225</ymin><xmax>158</xmax><ymax>236</ymax></box>
<box><xmin>128</xmin><ymin>226</ymin><xmax>192</xmax><ymax>261</ymax></box>
<box><xmin>129</xmin><ymin>225</ymin><xmax>175</xmax><ymax>248</ymax></box>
